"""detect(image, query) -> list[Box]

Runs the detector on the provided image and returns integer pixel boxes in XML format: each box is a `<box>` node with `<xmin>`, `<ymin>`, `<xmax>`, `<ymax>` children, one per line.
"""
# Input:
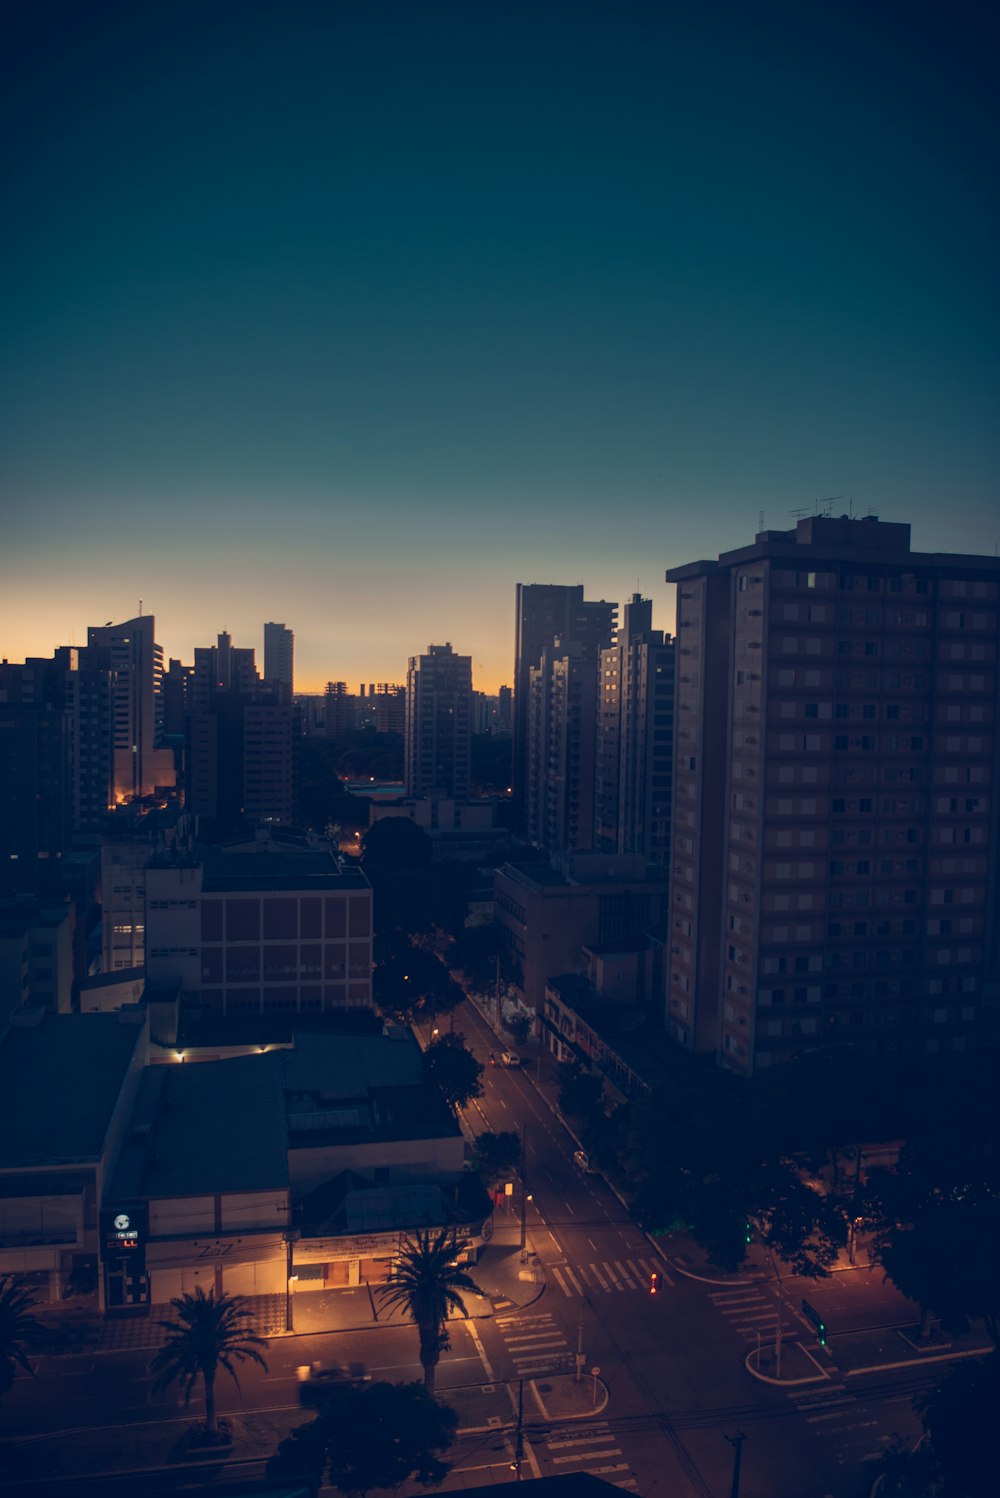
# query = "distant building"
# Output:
<box><xmin>405</xmin><ymin>643</ymin><xmax>472</xmax><ymax>800</ymax></box>
<box><xmin>264</xmin><ymin>621</ymin><xmax>294</xmax><ymax>696</ymax></box>
<box><xmin>513</xmin><ymin>584</ymin><xmax>616</xmax><ymax>833</ymax></box>
<box><xmin>667</xmin><ymin>514</ymin><xmax>1000</xmax><ymax>1073</ymax></box>
<box><xmin>595</xmin><ymin>595</ymin><xmax>675</xmax><ymax>869</ymax></box>
<box><xmin>145</xmin><ymin>844</ymin><xmax>374</xmax><ymax>1017</ymax></box>
<box><xmin>0</xmin><ymin>897</ymin><xmax>76</xmax><ymax>1023</ymax></box>
<box><xmin>87</xmin><ymin>616</ymin><xmax>175</xmax><ymax>802</ymax></box>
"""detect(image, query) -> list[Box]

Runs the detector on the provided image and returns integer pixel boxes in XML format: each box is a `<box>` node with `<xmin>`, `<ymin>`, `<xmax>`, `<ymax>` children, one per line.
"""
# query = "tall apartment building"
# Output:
<box><xmin>405</xmin><ymin>644</ymin><xmax>472</xmax><ymax>800</ymax></box>
<box><xmin>513</xmin><ymin>585</ymin><xmax>616</xmax><ymax>832</ymax></box>
<box><xmin>595</xmin><ymin>595</ymin><xmax>675</xmax><ymax>869</ymax></box>
<box><xmin>263</xmin><ymin>622</ymin><xmax>294</xmax><ymax>695</ymax></box>
<box><xmin>193</xmin><ymin>632</ymin><xmax>259</xmax><ymax>711</ymax></box>
<box><xmin>187</xmin><ymin>695</ymin><xmax>296</xmax><ymax>833</ymax></box>
<box><xmin>87</xmin><ymin>616</ymin><xmax>175</xmax><ymax>802</ymax></box>
<box><xmin>666</xmin><ymin>514</ymin><xmax>1000</xmax><ymax>1074</ymax></box>
<box><xmin>527</xmin><ymin>639</ymin><xmax>601</xmax><ymax>853</ymax></box>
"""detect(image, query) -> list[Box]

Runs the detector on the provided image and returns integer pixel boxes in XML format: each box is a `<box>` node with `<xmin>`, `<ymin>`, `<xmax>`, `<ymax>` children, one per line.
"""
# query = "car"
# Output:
<box><xmin>297</xmin><ymin>1361</ymin><xmax>371</xmax><ymax>1406</ymax></box>
<box><xmin>499</xmin><ymin>1049</ymin><xmax>521</xmax><ymax>1068</ymax></box>
<box><xmin>573</xmin><ymin>1149</ymin><xmax>596</xmax><ymax>1174</ymax></box>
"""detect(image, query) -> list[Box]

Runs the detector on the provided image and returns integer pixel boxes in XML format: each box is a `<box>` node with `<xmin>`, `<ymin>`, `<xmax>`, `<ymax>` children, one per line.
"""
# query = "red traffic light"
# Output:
<box><xmin>649</xmin><ymin>1271</ymin><xmax>660</xmax><ymax>1295</ymax></box>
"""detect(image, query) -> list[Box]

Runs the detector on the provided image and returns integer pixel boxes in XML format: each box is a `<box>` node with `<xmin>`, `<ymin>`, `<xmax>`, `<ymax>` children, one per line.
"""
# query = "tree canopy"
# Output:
<box><xmin>0</xmin><ymin>1275</ymin><xmax>46</xmax><ymax>1403</ymax></box>
<box><xmin>373</xmin><ymin>945</ymin><xmax>464</xmax><ymax>1025</ymax></box>
<box><xmin>267</xmin><ymin>1379</ymin><xmax>458</xmax><ymax>1497</ymax></box>
<box><xmin>473</xmin><ymin>1130</ymin><xmax>523</xmax><ymax>1186</ymax></box>
<box><xmin>424</xmin><ymin>1033</ymin><xmax>483</xmax><ymax>1110</ymax></box>
<box><xmin>379</xmin><ymin>1230</ymin><xmax>485</xmax><ymax>1394</ymax></box>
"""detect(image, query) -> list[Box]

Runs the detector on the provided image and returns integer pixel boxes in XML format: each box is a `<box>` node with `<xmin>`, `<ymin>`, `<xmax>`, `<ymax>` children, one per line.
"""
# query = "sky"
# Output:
<box><xmin>1</xmin><ymin>1</ymin><xmax>996</xmax><ymax>693</ymax></box>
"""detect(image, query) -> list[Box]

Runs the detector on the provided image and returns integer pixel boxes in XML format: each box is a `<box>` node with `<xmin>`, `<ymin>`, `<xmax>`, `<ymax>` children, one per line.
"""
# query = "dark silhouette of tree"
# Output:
<box><xmin>373</xmin><ymin>945</ymin><xmax>463</xmax><ymax>1024</ymax></box>
<box><xmin>379</xmin><ymin>1231</ymin><xmax>485</xmax><ymax>1394</ymax></box>
<box><xmin>424</xmin><ymin>1033</ymin><xmax>483</xmax><ymax>1111</ymax></box>
<box><xmin>868</xmin><ymin>1123</ymin><xmax>1000</xmax><ymax>1346</ymax></box>
<box><xmin>473</xmin><ymin>1130</ymin><xmax>522</xmax><ymax>1187</ymax></box>
<box><xmin>0</xmin><ymin>1275</ymin><xmax>46</xmax><ymax>1403</ymax></box>
<box><xmin>557</xmin><ymin>1061</ymin><xmax>605</xmax><ymax>1121</ymax></box>
<box><xmin>267</xmin><ymin>1379</ymin><xmax>457</xmax><ymax>1496</ymax></box>
<box><xmin>361</xmin><ymin>817</ymin><xmax>433</xmax><ymax>880</ymax></box>
<box><xmin>148</xmin><ymin>1286</ymin><xmax>268</xmax><ymax>1435</ymax></box>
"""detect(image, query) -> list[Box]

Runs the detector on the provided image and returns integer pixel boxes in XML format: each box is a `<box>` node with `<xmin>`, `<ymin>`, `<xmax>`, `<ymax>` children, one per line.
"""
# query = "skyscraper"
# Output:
<box><xmin>86</xmin><ymin>616</ymin><xmax>175</xmax><ymax>802</ymax></box>
<box><xmin>666</xmin><ymin>514</ymin><xmax>1000</xmax><ymax>1074</ymax></box>
<box><xmin>513</xmin><ymin>584</ymin><xmax>616</xmax><ymax>832</ymax></box>
<box><xmin>264</xmin><ymin>622</ymin><xmax>294</xmax><ymax>696</ymax></box>
<box><xmin>595</xmin><ymin>595</ymin><xmax>675</xmax><ymax>868</ymax></box>
<box><xmin>405</xmin><ymin>643</ymin><xmax>472</xmax><ymax>800</ymax></box>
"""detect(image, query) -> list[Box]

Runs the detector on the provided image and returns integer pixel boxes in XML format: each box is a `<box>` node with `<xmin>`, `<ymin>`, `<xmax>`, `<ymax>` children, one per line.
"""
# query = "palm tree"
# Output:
<box><xmin>0</xmin><ymin>1274</ymin><xmax>46</xmax><ymax>1403</ymax></box>
<box><xmin>379</xmin><ymin>1229</ymin><xmax>485</xmax><ymax>1395</ymax></box>
<box><xmin>148</xmin><ymin>1285</ymin><xmax>268</xmax><ymax>1436</ymax></box>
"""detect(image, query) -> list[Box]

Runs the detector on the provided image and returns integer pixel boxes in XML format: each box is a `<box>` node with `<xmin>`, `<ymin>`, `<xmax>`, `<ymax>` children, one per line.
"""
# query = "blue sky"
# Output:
<box><xmin>1</xmin><ymin>1</ymin><xmax>996</xmax><ymax>690</ymax></box>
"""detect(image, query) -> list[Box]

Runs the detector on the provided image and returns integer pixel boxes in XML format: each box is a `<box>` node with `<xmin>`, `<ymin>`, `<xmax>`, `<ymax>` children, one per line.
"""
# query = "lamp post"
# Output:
<box><xmin>283</xmin><ymin>1229</ymin><xmax>301</xmax><ymax>1333</ymax></box>
<box><xmin>519</xmin><ymin>1127</ymin><xmax>529</xmax><ymax>1252</ymax></box>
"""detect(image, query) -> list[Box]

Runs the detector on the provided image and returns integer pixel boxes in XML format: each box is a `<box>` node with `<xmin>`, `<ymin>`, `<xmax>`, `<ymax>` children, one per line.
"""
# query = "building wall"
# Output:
<box><xmin>288</xmin><ymin>1134</ymin><xmax>465</xmax><ymax>1196</ymax></box>
<box><xmin>668</xmin><ymin>517</ymin><xmax>1000</xmax><ymax>1073</ymax></box>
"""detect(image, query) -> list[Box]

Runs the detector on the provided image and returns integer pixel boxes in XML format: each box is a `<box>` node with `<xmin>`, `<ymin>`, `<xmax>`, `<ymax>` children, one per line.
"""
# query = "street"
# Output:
<box><xmin>0</xmin><ymin>996</ymin><xmax>952</xmax><ymax>1497</ymax></box>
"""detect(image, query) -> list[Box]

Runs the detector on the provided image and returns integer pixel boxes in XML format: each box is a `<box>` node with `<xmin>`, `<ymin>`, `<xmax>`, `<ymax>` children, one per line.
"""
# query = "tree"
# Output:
<box><xmin>0</xmin><ymin>1275</ymin><xmax>46</xmax><ymax>1403</ymax></box>
<box><xmin>473</xmin><ymin>1130</ymin><xmax>522</xmax><ymax>1187</ymax></box>
<box><xmin>361</xmin><ymin>817</ymin><xmax>433</xmax><ymax>881</ymax></box>
<box><xmin>868</xmin><ymin>1121</ymin><xmax>1000</xmax><ymax>1346</ymax></box>
<box><xmin>557</xmin><ymin>1061</ymin><xmax>605</xmax><ymax>1121</ymax></box>
<box><xmin>148</xmin><ymin>1286</ymin><xmax>268</xmax><ymax>1436</ymax></box>
<box><xmin>379</xmin><ymin>1230</ymin><xmax>485</xmax><ymax>1394</ymax></box>
<box><xmin>373</xmin><ymin>945</ymin><xmax>464</xmax><ymax>1025</ymax></box>
<box><xmin>424</xmin><ymin>1033</ymin><xmax>483</xmax><ymax>1110</ymax></box>
<box><xmin>267</xmin><ymin>1380</ymin><xmax>458</xmax><ymax>1497</ymax></box>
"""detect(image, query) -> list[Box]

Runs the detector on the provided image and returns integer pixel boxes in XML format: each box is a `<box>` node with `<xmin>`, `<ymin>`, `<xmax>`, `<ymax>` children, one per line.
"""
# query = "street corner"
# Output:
<box><xmin>529</xmin><ymin>1371</ymin><xmax>609</xmax><ymax>1421</ymax></box>
<box><xmin>744</xmin><ymin>1339</ymin><xmax>831</xmax><ymax>1387</ymax></box>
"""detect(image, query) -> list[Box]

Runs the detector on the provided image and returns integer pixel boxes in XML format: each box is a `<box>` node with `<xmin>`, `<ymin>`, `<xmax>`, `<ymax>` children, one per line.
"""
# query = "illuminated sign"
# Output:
<box><xmin>101</xmin><ymin>1205</ymin><xmax>147</xmax><ymax>1257</ymax></box>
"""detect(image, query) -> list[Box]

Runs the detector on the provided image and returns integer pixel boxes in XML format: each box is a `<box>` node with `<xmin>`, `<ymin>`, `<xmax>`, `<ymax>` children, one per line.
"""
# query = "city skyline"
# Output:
<box><xmin>2</xmin><ymin>2</ymin><xmax>997</xmax><ymax>691</ymax></box>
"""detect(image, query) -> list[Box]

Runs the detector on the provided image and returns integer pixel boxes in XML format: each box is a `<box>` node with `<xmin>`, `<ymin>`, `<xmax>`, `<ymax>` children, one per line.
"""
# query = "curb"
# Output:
<box><xmin>842</xmin><ymin>1344</ymin><xmax>992</xmax><ymax>1378</ymax></box>
<box><xmin>531</xmin><ymin>1376</ymin><xmax>609</xmax><ymax>1421</ymax></box>
<box><xmin>743</xmin><ymin>1343</ymin><xmax>831</xmax><ymax>1388</ymax></box>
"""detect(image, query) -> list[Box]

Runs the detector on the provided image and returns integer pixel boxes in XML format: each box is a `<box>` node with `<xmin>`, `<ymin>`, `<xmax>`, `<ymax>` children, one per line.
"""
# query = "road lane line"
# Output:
<box><xmin>551</xmin><ymin>1266</ymin><xmax>573</xmax><ymax>1297</ymax></box>
<box><xmin>612</xmin><ymin>1260</ymin><xmax>635</xmax><ymax>1288</ymax></box>
<box><xmin>588</xmin><ymin>1263</ymin><xmax>609</xmax><ymax>1289</ymax></box>
<box><xmin>465</xmin><ymin>1318</ymin><xmax>497</xmax><ymax>1382</ymax></box>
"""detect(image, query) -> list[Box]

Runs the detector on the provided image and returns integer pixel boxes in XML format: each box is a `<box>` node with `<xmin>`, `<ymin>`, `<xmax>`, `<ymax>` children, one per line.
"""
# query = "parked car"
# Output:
<box><xmin>499</xmin><ymin>1049</ymin><xmax>521</xmax><ymax>1068</ymax></box>
<box><xmin>573</xmin><ymin>1149</ymin><xmax>596</xmax><ymax>1174</ymax></box>
<box><xmin>297</xmin><ymin>1361</ymin><xmax>371</xmax><ymax>1406</ymax></box>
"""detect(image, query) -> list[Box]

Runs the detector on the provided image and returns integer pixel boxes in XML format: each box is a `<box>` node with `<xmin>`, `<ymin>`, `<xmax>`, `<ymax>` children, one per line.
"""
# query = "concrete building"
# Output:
<box><xmin>263</xmin><ymin>622</ymin><xmax>294</xmax><ymax>696</ymax></box>
<box><xmin>405</xmin><ymin>644</ymin><xmax>472</xmax><ymax>800</ymax></box>
<box><xmin>187</xmin><ymin>695</ymin><xmax>296</xmax><ymax>834</ymax></box>
<box><xmin>526</xmin><ymin>639</ymin><xmax>601</xmax><ymax>853</ymax></box>
<box><xmin>595</xmin><ymin>595</ymin><xmax>675</xmax><ymax>869</ymax></box>
<box><xmin>494</xmin><ymin>853</ymin><xmax>668</xmax><ymax>1018</ymax></box>
<box><xmin>666</xmin><ymin>514</ymin><xmax>1000</xmax><ymax>1073</ymax></box>
<box><xmin>0</xmin><ymin>1009</ymin><xmax>149</xmax><ymax>1305</ymax></box>
<box><xmin>87</xmin><ymin>616</ymin><xmax>175</xmax><ymax>803</ymax></box>
<box><xmin>145</xmin><ymin>845</ymin><xmax>374</xmax><ymax>1018</ymax></box>
<box><xmin>513</xmin><ymin>585</ymin><xmax>616</xmax><ymax>833</ymax></box>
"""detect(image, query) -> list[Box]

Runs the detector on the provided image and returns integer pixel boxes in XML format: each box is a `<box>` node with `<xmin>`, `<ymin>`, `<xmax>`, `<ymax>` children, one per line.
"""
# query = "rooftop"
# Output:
<box><xmin>0</xmin><ymin>1013</ymin><xmax>146</xmax><ymax>1171</ymax></box>
<box><xmin>110</xmin><ymin>1051</ymin><xmax>289</xmax><ymax>1201</ymax></box>
<box><xmin>202</xmin><ymin>848</ymin><xmax>371</xmax><ymax>893</ymax></box>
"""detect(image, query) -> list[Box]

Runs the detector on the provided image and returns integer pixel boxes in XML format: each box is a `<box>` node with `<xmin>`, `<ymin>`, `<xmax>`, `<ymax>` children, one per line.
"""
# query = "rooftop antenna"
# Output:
<box><xmin>758</xmin><ymin>509</ymin><xmax>764</xmax><ymax>532</ymax></box>
<box><xmin>818</xmin><ymin>496</ymin><xmax>840</xmax><ymax>516</ymax></box>
<box><xmin>138</xmin><ymin>599</ymin><xmax>142</xmax><ymax>617</ymax></box>
<box><xmin>790</xmin><ymin>507</ymin><xmax>810</xmax><ymax>519</ymax></box>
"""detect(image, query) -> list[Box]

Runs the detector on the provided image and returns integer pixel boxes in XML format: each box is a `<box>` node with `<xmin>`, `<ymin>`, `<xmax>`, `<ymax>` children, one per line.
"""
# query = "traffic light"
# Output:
<box><xmin>817</xmin><ymin>1317</ymin><xmax>827</xmax><ymax>1347</ymax></box>
<box><xmin>649</xmin><ymin>1271</ymin><xmax>660</xmax><ymax>1295</ymax></box>
<box><xmin>745</xmin><ymin>1219</ymin><xmax>752</xmax><ymax>1245</ymax></box>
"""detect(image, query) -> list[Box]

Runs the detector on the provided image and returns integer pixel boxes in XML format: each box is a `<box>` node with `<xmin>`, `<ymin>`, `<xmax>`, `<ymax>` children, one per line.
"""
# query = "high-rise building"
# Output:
<box><xmin>526</xmin><ymin>639</ymin><xmax>601</xmax><ymax>854</ymax></box>
<box><xmin>666</xmin><ymin>514</ymin><xmax>1000</xmax><ymax>1074</ymax></box>
<box><xmin>595</xmin><ymin>595</ymin><xmax>675</xmax><ymax>869</ymax></box>
<box><xmin>405</xmin><ymin>643</ymin><xmax>472</xmax><ymax>800</ymax></box>
<box><xmin>264</xmin><ymin>622</ymin><xmax>294</xmax><ymax>695</ymax></box>
<box><xmin>513</xmin><ymin>585</ymin><xmax>616</xmax><ymax>832</ymax></box>
<box><xmin>87</xmin><ymin>616</ymin><xmax>175</xmax><ymax>802</ymax></box>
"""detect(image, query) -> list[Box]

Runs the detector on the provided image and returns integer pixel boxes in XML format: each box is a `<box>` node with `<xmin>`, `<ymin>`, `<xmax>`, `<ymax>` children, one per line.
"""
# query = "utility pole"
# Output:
<box><xmin>725</xmin><ymin>1431</ymin><xmax>746</xmax><ymax>1498</ymax></box>
<box><xmin>519</xmin><ymin>1126</ymin><xmax>529</xmax><ymax>1252</ymax></box>
<box><xmin>575</xmin><ymin>1296</ymin><xmax>585</xmax><ymax>1382</ymax></box>
<box><xmin>513</xmin><ymin>1376</ymin><xmax>524</xmax><ymax>1480</ymax></box>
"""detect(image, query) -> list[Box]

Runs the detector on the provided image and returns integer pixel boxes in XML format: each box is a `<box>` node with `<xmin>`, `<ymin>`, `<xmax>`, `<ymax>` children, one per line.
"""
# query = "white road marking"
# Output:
<box><xmin>588</xmin><ymin>1262</ymin><xmax>609</xmax><ymax>1289</ymax></box>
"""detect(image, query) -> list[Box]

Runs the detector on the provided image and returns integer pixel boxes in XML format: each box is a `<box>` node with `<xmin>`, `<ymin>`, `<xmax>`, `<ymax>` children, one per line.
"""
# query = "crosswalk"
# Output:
<box><xmin>496</xmin><ymin>1309</ymin><xmax>573</xmax><ymax>1377</ymax></box>
<box><xmin>787</xmin><ymin>1380</ymin><xmax>883</xmax><ymax>1467</ymax></box>
<box><xmin>548</xmin><ymin>1255</ymin><xmax>667</xmax><ymax>1299</ymax></box>
<box><xmin>543</xmin><ymin>1422</ymin><xmax>637</xmax><ymax>1489</ymax></box>
<box><xmin>707</xmin><ymin>1285</ymin><xmax>779</xmax><ymax>1345</ymax></box>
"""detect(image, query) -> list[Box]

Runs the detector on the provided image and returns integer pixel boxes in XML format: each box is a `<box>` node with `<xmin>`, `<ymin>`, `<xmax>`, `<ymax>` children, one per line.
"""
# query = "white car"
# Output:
<box><xmin>499</xmin><ymin>1049</ymin><xmax>521</xmax><ymax>1068</ymax></box>
<box><xmin>573</xmin><ymin>1149</ymin><xmax>596</xmax><ymax>1174</ymax></box>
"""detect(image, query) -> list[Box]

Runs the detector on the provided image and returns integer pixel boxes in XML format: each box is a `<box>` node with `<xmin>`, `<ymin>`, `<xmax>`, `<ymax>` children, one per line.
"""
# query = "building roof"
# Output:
<box><xmin>201</xmin><ymin>848</ymin><xmax>371</xmax><ymax>893</ymax></box>
<box><xmin>109</xmin><ymin>1051</ymin><xmax>289</xmax><ymax>1201</ymax></box>
<box><xmin>0</xmin><ymin>1013</ymin><xmax>146</xmax><ymax>1170</ymax></box>
<box><xmin>283</xmin><ymin>1031</ymin><xmax>426</xmax><ymax>1094</ymax></box>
